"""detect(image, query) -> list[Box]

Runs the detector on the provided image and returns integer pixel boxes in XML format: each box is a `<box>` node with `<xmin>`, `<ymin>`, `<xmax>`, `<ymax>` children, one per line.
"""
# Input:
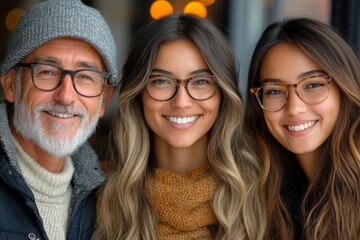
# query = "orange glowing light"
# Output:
<box><xmin>184</xmin><ymin>2</ymin><xmax>207</xmax><ymax>18</ymax></box>
<box><xmin>150</xmin><ymin>1</ymin><xmax>174</xmax><ymax>20</ymax></box>
<box><xmin>5</xmin><ymin>8</ymin><xmax>24</xmax><ymax>32</ymax></box>
<box><xmin>198</xmin><ymin>0</ymin><xmax>216</xmax><ymax>6</ymax></box>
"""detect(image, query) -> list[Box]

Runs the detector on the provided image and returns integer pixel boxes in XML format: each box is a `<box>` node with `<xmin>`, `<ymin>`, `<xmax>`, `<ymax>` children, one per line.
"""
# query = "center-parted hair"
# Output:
<box><xmin>94</xmin><ymin>13</ymin><xmax>265</xmax><ymax>240</ymax></box>
<box><xmin>244</xmin><ymin>18</ymin><xmax>360</xmax><ymax>240</ymax></box>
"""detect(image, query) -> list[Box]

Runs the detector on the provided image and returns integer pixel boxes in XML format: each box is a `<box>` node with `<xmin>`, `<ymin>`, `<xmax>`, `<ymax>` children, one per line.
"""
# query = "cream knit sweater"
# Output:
<box><xmin>14</xmin><ymin>140</ymin><xmax>74</xmax><ymax>240</ymax></box>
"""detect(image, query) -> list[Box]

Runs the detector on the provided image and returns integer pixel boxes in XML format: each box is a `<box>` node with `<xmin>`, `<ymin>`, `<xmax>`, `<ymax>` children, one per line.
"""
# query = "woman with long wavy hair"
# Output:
<box><xmin>93</xmin><ymin>13</ymin><xmax>264</xmax><ymax>240</ymax></box>
<box><xmin>244</xmin><ymin>18</ymin><xmax>360</xmax><ymax>239</ymax></box>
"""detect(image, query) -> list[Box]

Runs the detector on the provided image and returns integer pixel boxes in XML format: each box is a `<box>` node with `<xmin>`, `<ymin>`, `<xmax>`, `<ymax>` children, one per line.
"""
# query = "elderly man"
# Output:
<box><xmin>0</xmin><ymin>0</ymin><xmax>118</xmax><ymax>239</ymax></box>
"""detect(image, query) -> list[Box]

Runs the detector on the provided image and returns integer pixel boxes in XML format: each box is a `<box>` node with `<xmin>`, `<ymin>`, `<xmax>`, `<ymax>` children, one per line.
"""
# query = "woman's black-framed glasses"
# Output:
<box><xmin>145</xmin><ymin>74</ymin><xmax>218</xmax><ymax>101</ymax></box>
<box><xmin>15</xmin><ymin>62</ymin><xmax>111</xmax><ymax>98</ymax></box>
<box><xmin>250</xmin><ymin>73</ymin><xmax>332</xmax><ymax>112</ymax></box>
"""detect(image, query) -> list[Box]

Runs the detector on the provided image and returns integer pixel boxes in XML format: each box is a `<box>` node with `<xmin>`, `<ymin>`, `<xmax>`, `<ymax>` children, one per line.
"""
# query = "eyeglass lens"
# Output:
<box><xmin>31</xmin><ymin>63</ymin><xmax>105</xmax><ymax>97</ymax></box>
<box><xmin>146</xmin><ymin>74</ymin><xmax>217</xmax><ymax>101</ymax></box>
<box><xmin>256</xmin><ymin>75</ymin><xmax>330</xmax><ymax>112</ymax></box>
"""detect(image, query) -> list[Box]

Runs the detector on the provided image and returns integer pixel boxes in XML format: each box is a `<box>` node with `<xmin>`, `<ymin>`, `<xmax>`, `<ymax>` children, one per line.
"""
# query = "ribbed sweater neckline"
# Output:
<box><xmin>154</xmin><ymin>164</ymin><xmax>213</xmax><ymax>186</ymax></box>
<box><xmin>13</xmin><ymin>138</ymin><xmax>74</xmax><ymax>197</ymax></box>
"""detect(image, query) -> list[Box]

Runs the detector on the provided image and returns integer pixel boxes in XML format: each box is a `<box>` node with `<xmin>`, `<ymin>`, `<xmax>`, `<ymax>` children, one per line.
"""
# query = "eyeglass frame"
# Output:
<box><xmin>14</xmin><ymin>62</ymin><xmax>111</xmax><ymax>98</ymax></box>
<box><xmin>250</xmin><ymin>73</ymin><xmax>333</xmax><ymax>112</ymax></box>
<box><xmin>145</xmin><ymin>74</ymin><xmax>219</xmax><ymax>101</ymax></box>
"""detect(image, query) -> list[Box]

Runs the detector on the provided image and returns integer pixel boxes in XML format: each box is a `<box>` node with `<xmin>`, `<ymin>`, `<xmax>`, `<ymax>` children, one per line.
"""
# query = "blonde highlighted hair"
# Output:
<box><xmin>93</xmin><ymin>13</ymin><xmax>265</xmax><ymax>240</ymax></box>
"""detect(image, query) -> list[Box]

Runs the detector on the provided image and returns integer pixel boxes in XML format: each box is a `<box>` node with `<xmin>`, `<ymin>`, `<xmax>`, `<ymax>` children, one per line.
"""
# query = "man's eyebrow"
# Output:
<box><xmin>34</xmin><ymin>56</ymin><xmax>60</xmax><ymax>64</ymax></box>
<box><xmin>33</xmin><ymin>56</ymin><xmax>102</xmax><ymax>71</ymax></box>
<box><xmin>76</xmin><ymin>61</ymin><xmax>101</xmax><ymax>71</ymax></box>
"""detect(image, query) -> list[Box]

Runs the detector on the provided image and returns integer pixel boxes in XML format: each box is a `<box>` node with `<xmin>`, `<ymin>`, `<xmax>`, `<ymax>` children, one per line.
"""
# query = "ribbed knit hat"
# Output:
<box><xmin>0</xmin><ymin>0</ymin><xmax>118</xmax><ymax>85</ymax></box>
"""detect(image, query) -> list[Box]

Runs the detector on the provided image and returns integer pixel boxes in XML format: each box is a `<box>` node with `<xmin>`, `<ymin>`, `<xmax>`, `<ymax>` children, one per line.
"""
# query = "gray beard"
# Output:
<box><xmin>13</xmin><ymin>76</ymin><xmax>103</xmax><ymax>157</ymax></box>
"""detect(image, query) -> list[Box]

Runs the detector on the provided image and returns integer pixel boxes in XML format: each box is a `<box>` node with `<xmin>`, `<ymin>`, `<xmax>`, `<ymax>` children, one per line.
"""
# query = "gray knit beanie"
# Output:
<box><xmin>0</xmin><ymin>0</ymin><xmax>118</xmax><ymax>85</ymax></box>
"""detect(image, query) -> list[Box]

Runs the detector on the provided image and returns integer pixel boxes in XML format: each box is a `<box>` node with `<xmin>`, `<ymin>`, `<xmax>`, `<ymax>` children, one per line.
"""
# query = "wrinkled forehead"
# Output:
<box><xmin>22</xmin><ymin>37</ymin><xmax>106</xmax><ymax>71</ymax></box>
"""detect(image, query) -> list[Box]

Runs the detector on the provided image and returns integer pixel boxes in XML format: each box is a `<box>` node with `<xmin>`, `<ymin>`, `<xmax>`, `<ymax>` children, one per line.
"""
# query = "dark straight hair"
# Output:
<box><xmin>244</xmin><ymin>18</ymin><xmax>360</xmax><ymax>240</ymax></box>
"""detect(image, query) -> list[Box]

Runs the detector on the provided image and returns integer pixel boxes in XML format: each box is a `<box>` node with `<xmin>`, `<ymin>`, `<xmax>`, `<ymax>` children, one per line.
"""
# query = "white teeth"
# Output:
<box><xmin>287</xmin><ymin>121</ymin><xmax>317</xmax><ymax>132</ymax></box>
<box><xmin>49</xmin><ymin>112</ymin><xmax>74</xmax><ymax>118</ymax></box>
<box><xmin>167</xmin><ymin>116</ymin><xmax>199</xmax><ymax>125</ymax></box>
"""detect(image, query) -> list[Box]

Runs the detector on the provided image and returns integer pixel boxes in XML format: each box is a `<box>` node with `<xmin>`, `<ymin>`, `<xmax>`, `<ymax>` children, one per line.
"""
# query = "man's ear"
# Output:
<box><xmin>98</xmin><ymin>84</ymin><xmax>115</xmax><ymax>117</ymax></box>
<box><xmin>1</xmin><ymin>70</ymin><xmax>16</xmax><ymax>103</ymax></box>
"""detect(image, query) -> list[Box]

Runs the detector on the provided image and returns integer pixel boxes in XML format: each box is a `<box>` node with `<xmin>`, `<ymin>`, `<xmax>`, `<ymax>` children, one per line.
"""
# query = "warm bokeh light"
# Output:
<box><xmin>184</xmin><ymin>2</ymin><xmax>207</xmax><ymax>18</ymax></box>
<box><xmin>150</xmin><ymin>0</ymin><xmax>174</xmax><ymax>20</ymax></box>
<box><xmin>5</xmin><ymin>8</ymin><xmax>24</xmax><ymax>32</ymax></box>
<box><xmin>197</xmin><ymin>0</ymin><xmax>216</xmax><ymax>6</ymax></box>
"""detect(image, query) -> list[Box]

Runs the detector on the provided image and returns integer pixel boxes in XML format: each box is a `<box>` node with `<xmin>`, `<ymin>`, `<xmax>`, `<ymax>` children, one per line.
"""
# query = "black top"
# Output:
<box><xmin>281</xmin><ymin>157</ymin><xmax>308</xmax><ymax>240</ymax></box>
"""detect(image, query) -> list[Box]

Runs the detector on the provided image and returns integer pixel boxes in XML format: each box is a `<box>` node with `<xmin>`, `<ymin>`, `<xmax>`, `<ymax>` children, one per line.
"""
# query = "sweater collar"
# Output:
<box><xmin>146</xmin><ymin>165</ymin><xmax>218</xmax><ymax>239</ymax></box>
<box><xmin>15</xmin><ymin>138</ymin><xmax>74</xmax><ymax>196</ymax></box>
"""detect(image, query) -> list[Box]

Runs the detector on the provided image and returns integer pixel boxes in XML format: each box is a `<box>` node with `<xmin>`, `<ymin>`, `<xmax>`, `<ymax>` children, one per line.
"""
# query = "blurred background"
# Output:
<box><xmin>1</xmin><ymin>0</ymin><xmax>359</xmax><ymax>159</ymax></box>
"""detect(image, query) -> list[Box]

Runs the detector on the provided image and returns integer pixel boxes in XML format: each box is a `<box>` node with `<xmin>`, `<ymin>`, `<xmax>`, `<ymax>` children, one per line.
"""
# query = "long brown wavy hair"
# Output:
<box><xmin>93</xmin><ymin>13</ymin><xmax>265</xmax><ymax>240</ymax></box>
<box><xmin>243</xmin><ymin>18</ymin><xmax>360</xmax><ymax>239</ymax></box>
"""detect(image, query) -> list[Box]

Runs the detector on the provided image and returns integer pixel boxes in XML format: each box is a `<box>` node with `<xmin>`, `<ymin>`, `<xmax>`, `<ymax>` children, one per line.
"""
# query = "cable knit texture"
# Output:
<box><xmin>145</xmin><ymin>165</ymin><xmax>218</xmax><ymax>240</ymax></box>
<box><xmin>14</xmin><ymin>139</ymin><xmax>74</xmax><ymax>240</ymax></box>
<box><xmin>0</xmin><ymin>0</ymin><xmax>118</xmax><ymax>85</ymax></box>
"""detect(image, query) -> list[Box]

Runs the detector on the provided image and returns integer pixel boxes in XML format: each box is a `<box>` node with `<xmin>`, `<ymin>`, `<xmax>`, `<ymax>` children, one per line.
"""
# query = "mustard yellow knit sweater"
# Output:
<box><xmin>145</xmin><ymin>165</ymin><xmax>218</xmax><ymax>240</ymax></box>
